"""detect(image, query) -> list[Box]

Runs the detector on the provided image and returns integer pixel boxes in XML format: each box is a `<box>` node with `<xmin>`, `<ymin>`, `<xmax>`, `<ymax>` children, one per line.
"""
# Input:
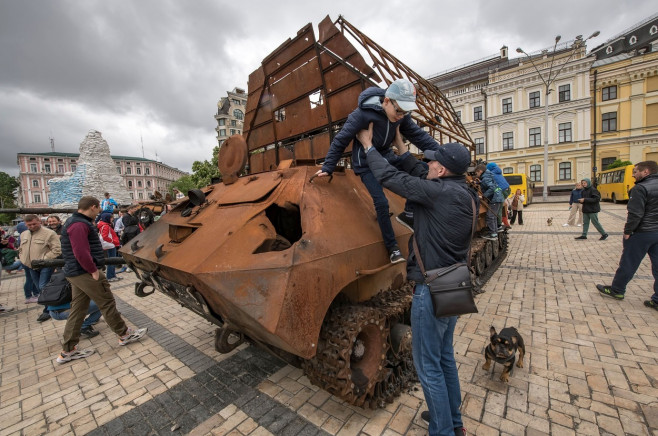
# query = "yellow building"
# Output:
<box><xmin>590</xmin><ymin>14</ymin><xmax>658</xmax><ymax>171</ymax></box>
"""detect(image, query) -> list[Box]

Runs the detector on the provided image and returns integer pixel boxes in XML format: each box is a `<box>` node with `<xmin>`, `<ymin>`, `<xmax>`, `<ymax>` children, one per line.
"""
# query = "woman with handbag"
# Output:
<box><xmin>509</xmin><ymin>189</ymin><xmax>525</xmax><ymax>225</ymax></box>
<box><xmin>97</xmin><ymin>212</ymin><xmax>122</xmax><ymax>282</ymax></box>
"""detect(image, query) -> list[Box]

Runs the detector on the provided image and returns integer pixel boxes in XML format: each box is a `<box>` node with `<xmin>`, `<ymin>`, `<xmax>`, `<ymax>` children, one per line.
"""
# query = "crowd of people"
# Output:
<box><xmin>0</xmin><ymin>193</ymin><xmax>149</xmax><ymax>362</ymax></box>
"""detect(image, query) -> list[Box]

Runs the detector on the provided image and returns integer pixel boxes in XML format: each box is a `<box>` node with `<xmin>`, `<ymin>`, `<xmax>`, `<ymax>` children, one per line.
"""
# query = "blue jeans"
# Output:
<box><xmin>22</xmin><ymin>266</ymin><xmax>39</xmax><ymax>298</ymax></box>
<box><xmin>29</xmin><ymin>267</ymin><xmax>53</xmax><ymax>293</ymax></box>
<box><xmin>487</xmin><ymin>202</ymin><xmax>501</xmax><ymax>234</ymax></box>
<box><xmin>611</xmin><ymin>232</ymin><xmax>658</xmax><ymax>303</ymax></box>
<box><xmin>105</xmin><ymin>247</ymin><xmax>117</xmax><ymax>279</ymax></box>
<box><xmin>50</xmin><ymin>300</ymin><xmax>102</xmax><ymax>329</ymax></box>
<box><xmin>412</xmin><ymin>284</ymin><xmax>463</xmax><ymax>435</ymax></box>
<box><xmin>360</xmin><ymin>170</ymin><xmax>397</xmax><ymax>251</ymax></box>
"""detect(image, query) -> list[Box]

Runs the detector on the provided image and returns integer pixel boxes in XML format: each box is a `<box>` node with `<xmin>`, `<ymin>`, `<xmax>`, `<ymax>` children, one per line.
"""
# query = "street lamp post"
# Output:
<box><xmin>517</xmin><ymin>30</ymin><xmax>599</xmax><ymax>201</ymax></box>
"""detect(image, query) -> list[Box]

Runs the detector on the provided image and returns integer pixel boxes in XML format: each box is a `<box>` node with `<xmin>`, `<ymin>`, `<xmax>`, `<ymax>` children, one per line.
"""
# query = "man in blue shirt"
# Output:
<box><xmin>101</xmin><ymin>192</ymin><xmax>119</xmax><ymax>213</ymax></box>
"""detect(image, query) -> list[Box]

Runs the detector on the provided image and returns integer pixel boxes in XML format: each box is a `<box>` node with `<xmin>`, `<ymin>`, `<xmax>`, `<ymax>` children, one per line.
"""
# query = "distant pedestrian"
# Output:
<box><xmin>563</xmin><ymin>182</ymin><xmax>583</xmax><ymax>227</ymax></box>
<box><xmin>55</xmin><ymin>196</ymin><xmax>146</xmax><ymax>364</ymax></box>
<box><xmin>596</xmin><ymin>161</ymin><xmax>658</xmax><ymax>311</ymax></box>
<box><xmin>574</xmin><ymin>178</ymin><xmax>608</xmax><ymax>240</ymax></box>
<box><xmin>509</xmin><ymin>188</ymin><xmax>525</xmax><ymax>225</ymax></box>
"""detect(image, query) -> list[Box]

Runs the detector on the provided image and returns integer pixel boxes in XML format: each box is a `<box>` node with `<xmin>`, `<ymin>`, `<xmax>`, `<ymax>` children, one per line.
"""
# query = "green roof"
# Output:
<box><xmin>18</xmin><ymin>152</ymin><xmax>154</xmax><ymax>162</ymax></box>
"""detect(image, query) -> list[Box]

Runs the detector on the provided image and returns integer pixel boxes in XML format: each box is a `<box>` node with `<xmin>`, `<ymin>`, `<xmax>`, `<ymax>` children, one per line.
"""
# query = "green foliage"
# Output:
<box><xmin>606</xmin><ymin>159</ymin><xmax>633</xmax><ymax>170</ymax></box>
<box><xmin>0</xmin><ymin>172</ymin><xmax>19</xmax><ymax>224</ymax></box>
<box><xmin>173</xmin><ymin>146</ymin><xmax>221</xmax><ymax>191</ymax></box>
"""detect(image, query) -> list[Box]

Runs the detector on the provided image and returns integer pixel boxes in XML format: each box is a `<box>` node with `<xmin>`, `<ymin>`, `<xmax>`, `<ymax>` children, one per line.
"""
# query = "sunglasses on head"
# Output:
<box><xmin>391</xmin><ymin>100</ymin><xmax>411</xmax><ymax>116</ymax></box>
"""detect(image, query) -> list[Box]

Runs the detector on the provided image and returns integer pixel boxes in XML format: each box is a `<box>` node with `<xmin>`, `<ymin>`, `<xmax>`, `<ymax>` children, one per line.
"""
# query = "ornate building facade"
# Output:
<box><xmin>17</xmin><ymin>152</ymin><xmax>187</xmax><ymax>207</ymax></box>
<box><xmin>215</xmin><ymin>87</ymin><xmax>247</xmax><ymax>147</ymax></box>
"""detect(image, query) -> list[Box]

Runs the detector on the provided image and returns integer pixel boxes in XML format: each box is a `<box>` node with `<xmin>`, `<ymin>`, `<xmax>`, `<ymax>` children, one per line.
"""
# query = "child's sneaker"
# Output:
<box><xmin>119</xmin><ymin>327</ymin><xmax>148</xmax><ymax>346</ymax></box>
<box><xmin>56</xmin><ymin>347</ymin><xmax>94</xmax><ymax>364</ymax></box>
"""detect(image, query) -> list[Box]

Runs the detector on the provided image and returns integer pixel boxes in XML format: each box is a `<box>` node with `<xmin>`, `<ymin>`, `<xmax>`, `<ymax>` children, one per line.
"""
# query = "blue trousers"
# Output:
<box><xmin>412</xmin><ymin>284</ymin><xmax>463</xmax><ymax>435</ymax></box>
<box><xmin>22</xmin><ymin>266</ymin><xmax>39</xmax><ymax>298</ymax></box>
<box><xmin>486</xmin><ymin>202</ymin><xmax>501</xmax><ymax>234</ymax></box>
<box><xmin>50</xmin><ymin>300</ymin><xmax>102</xmax><ymax>329</ymax></box>
<box><xmin>105</xmin><ymin>247</ymin><xmax>117</xmax><ymax>279</ymax></box>
<box><xmin>611</xmin><ymin>232</ymin><xmax>658</xmax><ymax>303</ymax></box>
<box><xmin>29</xmin><ymin>267</ymin><xmax>53</xmax><ymax>293</ymax></box>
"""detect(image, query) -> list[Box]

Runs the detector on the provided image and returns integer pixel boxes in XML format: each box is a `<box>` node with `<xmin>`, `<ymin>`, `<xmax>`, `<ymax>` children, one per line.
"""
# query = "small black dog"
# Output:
<box><xmin>483</xmin><ymin>326</ymin><xmax>525</xmax><ymax>382</ymax></box>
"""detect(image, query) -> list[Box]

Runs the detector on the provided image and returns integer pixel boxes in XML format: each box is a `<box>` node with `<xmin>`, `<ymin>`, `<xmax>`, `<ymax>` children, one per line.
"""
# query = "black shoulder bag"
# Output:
<box><xmin>37</xmin><ymin>271</ymin><xmax>72</xmax><ymax>307</ymax></box>
<box><xmin>412</xmin><ymin>196</ymin><xmax>478</xmax><ymax>318</ymax></box>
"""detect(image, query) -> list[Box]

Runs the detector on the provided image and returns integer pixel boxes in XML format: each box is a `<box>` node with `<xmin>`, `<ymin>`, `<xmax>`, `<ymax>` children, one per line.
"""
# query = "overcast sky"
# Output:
<box><xmin>0</xmin><ymin>1</ymin><xmax>655</xmax><ymax>177</ymax></box>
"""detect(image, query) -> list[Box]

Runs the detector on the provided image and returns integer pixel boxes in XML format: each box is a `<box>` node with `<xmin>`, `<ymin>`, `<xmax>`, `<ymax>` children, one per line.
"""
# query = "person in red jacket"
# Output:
<box><xmin>97</xmin><ymin>212</ymin><xmax>121</xmax><ymax>282</ymax></box>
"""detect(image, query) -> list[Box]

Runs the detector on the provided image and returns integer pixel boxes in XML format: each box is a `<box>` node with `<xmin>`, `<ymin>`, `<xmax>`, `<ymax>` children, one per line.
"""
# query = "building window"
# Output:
<box><xmin>475</xmin><ymin>138</ymin><xmax>484</xmax><ymax>154</ymax></box>
<box><xmin>126</xmin><ymin>167</ymin><xmax>132</xmax><ymax>175</ymax></box>
<box><xmin>218</xmin><ymin>118</ymin><xmax>226</xmax><ymax>126</ymax></box>
<box><xmin>530</xmin><ymin>164</ymin><xmax>542</xmax><ymax>182</ymax></box>
<box><xmin>559</xmin><ymin>84</ymin><xmax>570</xmax><ymax>102</ymax></box>
<box><xmin>559</xmin><ymin>162</ymin><xmax>572</xmax><ymax>180</ymax></box>
<box><xmin>503</xmin><ymin>167</ymin><xmax>513</xmax><ymax>174</ymax></box>
<box><xmin>137</xmin><ymin>181</ymin><xmax>143</xmax><ymax>188</ymax></box>
<box><xmin>58</xmin><ymin>164</ymin><xmax>64</xmax><ymax>173</ymax></box>
<box><xmin>147</xmin><ymin>181</ymin><xmax>151</xmax><ymax>188</ymax></box>
<box><xmin>455</xmin><ymin>110</ymin><xmax>461</xmax><ymax>121</ymax></box>
<box><xmin>145</xmin><ymin>167</ymin><xmax>150</xmax><ymax>175</ymax></box>
<box><xmin>502</xmin><ymin>98</ymin><xmax>512</xmax><ymax>114</ymax></box>
<box><xmin>559</xmin><ymin>122</ymin><xmax>572</xmax><ymax>142</ymax></box>
<box><xmin>231</xmin><ymin>120</ymin><xmax>237</xmax><ymax>127</ymax></box>
<box><xmin>601</xmin><ymin>157</ymin><xmax>616</xmax><ymax>171</ymax></box>
<box><xmin>117</xmin><ymin>166</ymin><xmax>121</xmax><ymax>174</ymax></box>
<box><xmin>602</xmin><ymin>86</ymin><xmax>617</xmax><ymax>101</ymax></box>
<box><xmin>128</xmin><ymin>181</ymin><xmax>133</xmax><ymax>188</ymax></box>
<box><xmin>136</xmin><ymin>167</ymin><xmax>141</xmax><ymax>175</ymax></box>
<box><xmin>138</xmin><ymin>193</ymin><xmax>143</xmax><ymax>199</ymax></box>
<box><xmin>219</xmin><ymin>129</ymin><xmax>226</xmax><ymax>136</ymax></box>
<box><xmin>30</xmin><ymin>163</ymin><xmax>37</xmax><ymax>172</ymax></box>
<box><xmin>71</xmin><ymin>165</ymin><xmax>76</xmax><ymax>172</ymax></box>
<box><xmin>502</xmin><ymin>132</ymin><xmax>514</xmax><ymax>150</ymax></box>
<box><xmin>230</xmin><ymin>129</ymin><xmax>236</xmax><ymax>135</ymax></box>
<box><xmin>232</xmin><ymin>99</ymin><xmax>241</xmax><ymax>105</ymax></box>
<box><xmin>44</xmin><ymin>164</ymin><xmax>51</xmax><ymax>173</ymax></box>
<box><xmin>233</xmin><ymin>109</ymin><xmax>244</xmax><ymax>120</ymax></box>
<box><xmin>33</xmin><ymin>193</ymin><xmax>42</xmax><ymax>203</ymax></box>
<box><xmin>529</xmin><ymin>91</ymin><xmax>540</xmax><ymax>108</ymax></box>
<box><xmin>474</xmin><ymin>106</ymin><xmax>482</xmax><ymax>121</ymax></box>
<box><xmin>529</xmin><ymin>128</ymin><xmax>541</xmax><ymax>147</ymax></box>
<box><xmin>130</xmin><ymin>193</ymin><xmax>134</xmax><ymax>199</ymax></box>
<box><xmin>32</xmin><ymin>179</ymin><xmax>39</xmax><ymax>187</ymax></box>
<box><xmin>602</xmin><ymin>112</ymin><xmax>617</xmax><ymax>132</ymax></box>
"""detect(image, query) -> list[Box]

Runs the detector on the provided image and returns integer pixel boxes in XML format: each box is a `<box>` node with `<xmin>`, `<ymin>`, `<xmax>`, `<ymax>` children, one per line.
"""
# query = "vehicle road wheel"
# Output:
<box><xmin>474</xmin><ymin>251</ymin><xmax>486</xmax><ymax>276</ymax></box>
<box><xmin>484</xmin><ymin>241</ymin><xmax>494</xmax><ymax>267</ymax></box>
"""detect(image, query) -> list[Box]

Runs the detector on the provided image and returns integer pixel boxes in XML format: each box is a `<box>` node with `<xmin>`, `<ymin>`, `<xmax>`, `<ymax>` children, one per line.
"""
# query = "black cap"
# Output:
<box><xmin>423</xmin><ymin>143</ymin><xmax>471</xmax><ymax>175</ymax></box>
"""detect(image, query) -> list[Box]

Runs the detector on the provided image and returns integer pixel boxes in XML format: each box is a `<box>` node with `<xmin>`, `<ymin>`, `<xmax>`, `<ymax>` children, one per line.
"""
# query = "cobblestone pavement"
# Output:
<box><xmin>1</xmin><ymin>202</ymin><xmax>658</xmax><ymax>436</ymax></box>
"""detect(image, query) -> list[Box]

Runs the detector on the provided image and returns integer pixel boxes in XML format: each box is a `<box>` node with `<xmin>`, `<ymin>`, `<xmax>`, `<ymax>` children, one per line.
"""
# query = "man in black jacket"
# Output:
<box><xmin>597</xmin><ymin>161</ymin><xmax>658</xmax><ymax>310</ymax></box>
<box><xmin>575</xmin><ymin>178</ymin><xmax>608</xmax><ymax>240</ymax></box>
<box><xmin>359</xmin><ymin>123</ymin><xmax>472</xmax><ymax>436</ymax></box>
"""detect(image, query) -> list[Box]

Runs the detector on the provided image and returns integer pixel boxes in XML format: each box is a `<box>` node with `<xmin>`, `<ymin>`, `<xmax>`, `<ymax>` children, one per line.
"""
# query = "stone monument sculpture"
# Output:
<box><xmin>49</xmin><ymin>130</ymin><xmax>132</xmax><ymax>207</ymax></box>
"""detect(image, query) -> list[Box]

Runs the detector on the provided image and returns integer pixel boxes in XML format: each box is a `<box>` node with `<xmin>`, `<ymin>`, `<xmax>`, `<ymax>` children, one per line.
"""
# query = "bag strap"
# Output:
<box><xmin>413</xmin><ymin>194</ymin><xmax>477</xmax><ymax>277</ymax></box>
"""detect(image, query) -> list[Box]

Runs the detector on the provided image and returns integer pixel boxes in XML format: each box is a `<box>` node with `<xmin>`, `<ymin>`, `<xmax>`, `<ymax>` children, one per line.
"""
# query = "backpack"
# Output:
<box><xmin>37</xmin><ymin>272</ymin><xmax>72</xmax><ymax>306</ymax></box>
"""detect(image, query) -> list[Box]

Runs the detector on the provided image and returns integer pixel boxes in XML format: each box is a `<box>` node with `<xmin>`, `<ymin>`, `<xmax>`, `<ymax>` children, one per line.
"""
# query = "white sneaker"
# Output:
<box><xmin>119</xmin><ymin>327</ymin><xmax>148</xmax><ymax>346</ymax></box>
<box><xmin>562</xmin><ymin>223</ymin><xmax>569</xmax><ymax>227</ymax></box>
<box><xmin>577</xmin><ymin>224</ymin><xmax>582</xmax><ymax>227</ymax></box>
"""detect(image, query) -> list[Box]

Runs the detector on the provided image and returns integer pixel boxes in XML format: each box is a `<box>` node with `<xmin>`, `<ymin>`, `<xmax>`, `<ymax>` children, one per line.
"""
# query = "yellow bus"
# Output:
<box><xmin>596</xmin><ymin>164</ymin><xmax>635</xmax><ymax>203</ymax></box>
<box><xmin>503</xmin><ymin>173</ymin><xmax>533</xmax><ymax>206</ymax></box>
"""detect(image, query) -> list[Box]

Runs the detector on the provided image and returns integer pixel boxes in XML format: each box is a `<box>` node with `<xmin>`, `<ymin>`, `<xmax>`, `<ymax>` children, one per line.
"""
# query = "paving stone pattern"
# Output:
<box><xmin>1</xmin><ymin>202</ymin><xmax>658</xmax><ymax>435</ymax></box>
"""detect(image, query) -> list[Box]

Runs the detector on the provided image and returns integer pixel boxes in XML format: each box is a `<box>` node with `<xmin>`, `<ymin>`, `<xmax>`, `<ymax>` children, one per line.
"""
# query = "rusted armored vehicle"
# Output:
<box><xmin>122</xmin><ymin>15</ymin><xmax>507</xmax><ymax>408</ymax></box>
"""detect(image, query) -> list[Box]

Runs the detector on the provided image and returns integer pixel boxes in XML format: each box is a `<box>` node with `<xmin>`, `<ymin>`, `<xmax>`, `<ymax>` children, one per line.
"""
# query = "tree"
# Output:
<box><xmin>0</xmin><ymin>172</ymin><xmax>19</xmax><ymax>224</ymax></box>
<box><xmin>170</xmin><ymin>175</ymin><xmax>197</xmax><ymax>196</ymax></box>
<box><xmin>606</xmin><ymin>159</ymin><xmax>633</xmax><ymax>170</ymax></box>
<box><xmin>188</xmin><ymin>145</ymin><xmax>221</xmax><ymax>189</ymax></box>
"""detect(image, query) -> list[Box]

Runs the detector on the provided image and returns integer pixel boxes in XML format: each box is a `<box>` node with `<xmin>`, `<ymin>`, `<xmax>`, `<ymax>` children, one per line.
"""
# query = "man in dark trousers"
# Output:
<box><xmin>55</xmin><ymin>196</ymin><xmax>147</xmax><ymax>364</ymax></box>
<box><xmin>359</xmin><ymin>123</ymin><xmax>472</xmax><ymax>436</ymax></box>
<box><xmin>575</xmin><ymin>178</ymin><xmax>608</xmax><ymax>240</ymax></box>
<box><xmin>597</xmin><ymin>161</ymin><xmax>658</xmax><ymax>310</ymax></box>
<box><xmin>314</xmin><ymin>79</ymin><xmax>439</xmax><ymax>264</ymax></box>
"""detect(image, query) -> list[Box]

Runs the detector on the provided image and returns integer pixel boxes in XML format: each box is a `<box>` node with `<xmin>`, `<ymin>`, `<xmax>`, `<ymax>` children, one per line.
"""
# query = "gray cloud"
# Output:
<box><xmin>0</xmin><ymin>0</ymin><xmax>655</xmax><ymax>176</ymax></box>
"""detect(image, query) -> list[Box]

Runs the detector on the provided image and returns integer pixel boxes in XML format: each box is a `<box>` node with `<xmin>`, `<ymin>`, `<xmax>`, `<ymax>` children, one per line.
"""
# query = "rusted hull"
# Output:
<box><xmin>121</xmin><ymin>166</ymin><xmax>411</xmax><ymax>359</ymax></box>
